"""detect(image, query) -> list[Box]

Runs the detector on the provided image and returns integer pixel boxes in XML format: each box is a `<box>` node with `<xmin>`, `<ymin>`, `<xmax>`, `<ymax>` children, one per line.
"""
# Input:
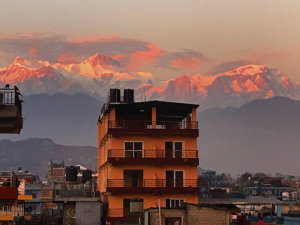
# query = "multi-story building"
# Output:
<box><xmin>0</xmin><ymin>87</ymin><xmax>23</xmax><ymax>134</ymax></box>
<box><xmin>24</xmin><ymin>183</ymin><xmax>42</xmax><ymax>215</ymax></box>
<box><xmin>98</xmin><ymin>89</ymin><xmax>200</xmax><ymax>224</ymax></box>
<box><xmin>0</xmin><ymin>170</ymin><xmax>32</xmax><ymax>225</ymax></box>
<box><xmin>46</xmin><ymin>160</ymin><xmax>65</xmax><ymax>184</ymax></box>
<box><xmin>40</xmin><ymin>188</ymin><xmax>57</xmax><ymax>211</ymax></box>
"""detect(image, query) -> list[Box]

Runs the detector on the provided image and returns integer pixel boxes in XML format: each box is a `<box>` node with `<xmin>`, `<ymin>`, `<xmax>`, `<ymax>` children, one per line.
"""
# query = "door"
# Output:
<box><xmin>124</xmin><ymin>170</ymin><xmax>143</xmax><ymax>187</ymax></box>
<box><xmin>123</xmin><ymin>199</ymin><xmax>130</xmax><ymax>217</ymax></box>
<box><xmin>165</xmin><ymin>141</ymin><xmax>183</xmax><ymax>158</ymax></box>
<box><xmin>174</xmin><ymin>142</ymin><xmax>183</xmax><ymax>158</ymax></box>
<box><xmin>175</xmin><ymin>171</ymin><xmax>183</xmax><ymax>187</ymax></box>
<box><xmin>166</xmin><ymin>170</ymin><xmax>174</xmax><ymax>187</ymax></box>
<box><xmin>165</xmin><ymin>142</ymin><xmax>173</xmax><ymax>158</ymax></box>
<box><xmin>132</xmin><ymin>171</ymin><xmax>138</xmax><ymax>187</ymax></box>
<box><xmin>166</xmin><ymin>170</ymin><xmax>183</xmax><ymax>187</ymax></box>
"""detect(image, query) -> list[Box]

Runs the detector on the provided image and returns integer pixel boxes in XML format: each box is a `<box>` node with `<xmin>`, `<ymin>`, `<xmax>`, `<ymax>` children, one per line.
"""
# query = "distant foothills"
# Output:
<box><xmin>1</xmin><ymin>54</ymin><xmax>300</xmax><ymax>109</ymax></box>
<box><xmin>1</xmin><ymin>92</ymin><xmax>300</xmax><ymax>176</ymax></box>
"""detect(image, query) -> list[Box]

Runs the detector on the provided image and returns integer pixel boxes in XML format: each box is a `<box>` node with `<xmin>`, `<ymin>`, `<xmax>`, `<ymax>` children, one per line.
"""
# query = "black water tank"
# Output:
<box><xmin>109</xmin><ymin>89</ymin><xmax>120</xmax><ymax>102</ymax></box>
<box><xmin>65</xmin><ymin>166</ymin><xmax>77</xmax><ymax>181</ymax></box>
<box><xmin>82</xmin><ymin>169</ymin><xmax>92</xmax><ymax>183</ymax></box>
<box><xmin>124</xmin><ymin>89</ymin><xmax>134</xmax><ymax>102</ymax></box>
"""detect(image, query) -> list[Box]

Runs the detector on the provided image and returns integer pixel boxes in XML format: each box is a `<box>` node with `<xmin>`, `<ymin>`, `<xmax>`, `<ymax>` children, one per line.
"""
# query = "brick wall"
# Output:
<box><xmin>186</xmin><ymin>205</ymin><xmax>229</xmax><ymax>225</ymax></box>
<box><xmin>147</xmin><ymin>204</ymin><xmax>229</xmax><ymax>225</ymax></box>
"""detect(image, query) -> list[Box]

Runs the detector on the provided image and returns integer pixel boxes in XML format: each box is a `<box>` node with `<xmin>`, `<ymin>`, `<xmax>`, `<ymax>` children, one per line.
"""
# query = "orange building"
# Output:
<box><xmin>98</xmin><ymin>89</ymin><xmax>200</xmax><ymax>224</ymax></box>
<box><xmin>40</xmin><ymin>189</ymin><xmax>56</xmax><ymax>210</ymax></box>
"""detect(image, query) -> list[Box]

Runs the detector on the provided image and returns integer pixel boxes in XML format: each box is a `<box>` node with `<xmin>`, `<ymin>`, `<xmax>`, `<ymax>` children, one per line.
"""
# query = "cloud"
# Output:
<box><xmin>206</xmin><ymin>48</ymin><xmax>292</xmax><ymax>75</ymax></box>
<box><xmin>0</xmin><ymin>32</ymin><xmax>208</xmax><ymax>73</ymax></box>
<box><xmin>57</xmin><ymin>52</ymin><xmax>80</xmax><ymax>64</ymax></box>
<box><xmin>28</xmin><ymin>47</ymin><xmax>38</xmax><ymax>55</ymax></box>
<box><xmin>0</xmin><ymin>32</ymin><xmax>151</xmax><ymax>65</ymax></box>
<box><xmin>154</xmin><ymin>49</ymin><xmax>204</xmax><ymax>69</ymax></box>
<box><xmin>112</xmin><ymin>43</ymin><xmax>166</xmax><ymax>71</ymax></box>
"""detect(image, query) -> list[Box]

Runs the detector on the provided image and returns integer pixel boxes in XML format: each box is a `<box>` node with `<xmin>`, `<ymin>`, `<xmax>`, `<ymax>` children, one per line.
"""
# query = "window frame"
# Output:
<box><xmin>165</xmin><ymin>199</ymin><xmax>184</xmax><ymax>208</ymax></box>
<box><xmin>124</xmin><ymin>141</ymin><xmax>144</xmax><ymax>158</ymax></box>
<box><xmin>164</xmin><ymin>141</ymin><xmax>184</xmax><ymax>158</ymax></box>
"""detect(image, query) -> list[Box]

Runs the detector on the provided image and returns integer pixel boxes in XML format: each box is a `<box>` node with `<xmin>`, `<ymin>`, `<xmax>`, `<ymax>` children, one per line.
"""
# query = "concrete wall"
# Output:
<box><xmin>75</xmin><ymin>202</ymin><xmax>101</xmax><ymax>225</ymax></box>
<box><xmin>147</xmin><ymin>205</ymin><xmax>229</xmax><ymax>225</ymax></box>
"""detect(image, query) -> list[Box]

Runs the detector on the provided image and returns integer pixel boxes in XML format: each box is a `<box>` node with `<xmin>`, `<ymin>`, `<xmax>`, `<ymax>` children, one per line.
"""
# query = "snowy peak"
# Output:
<box><xmin>13</xmin><ymin>56</ymin><xmax>25</xmax><ymax>63</ymax></box>
<box><xmin>82</xmin><ymin>53</ymin><xmax>124</xmax><ymax>68</ymax></box>
<box><xmin>227</xmin><ymin>65</ymin><xmax>267</xmax><ymax>75</ymax></box>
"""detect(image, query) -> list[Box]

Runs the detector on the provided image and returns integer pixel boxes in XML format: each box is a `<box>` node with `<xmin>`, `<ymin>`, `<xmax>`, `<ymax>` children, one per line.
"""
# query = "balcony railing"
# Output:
<box><xmin>108</xmin><ymin>120</ymin><xmax>198</xmax><ymax>129</ymax></box>
<box><xmin>0</xmin><ymin>89</ymin><xmax>22</xmax><ymax>114</ymax></box>
<box><xmin>107</xmin><ymin>179</ymin><xmax>200</xmax><ymax>188</ymax></box>
<box><xmin>108</xmin><ymin>149</ymin><xmax>198</xmax><ymax>159</ymax></box>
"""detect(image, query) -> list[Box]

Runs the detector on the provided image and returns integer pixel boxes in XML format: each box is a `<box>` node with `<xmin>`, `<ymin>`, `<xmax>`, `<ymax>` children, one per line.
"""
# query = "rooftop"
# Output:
<box><xmin>199</xmin><ymin>196</ymin><xmax>283</xmax><ymax>205</ymax></box>
<box><xmin>101</xmin><ymin>100</ymin><xmax>199</xmax><ymax>122</ymax></box>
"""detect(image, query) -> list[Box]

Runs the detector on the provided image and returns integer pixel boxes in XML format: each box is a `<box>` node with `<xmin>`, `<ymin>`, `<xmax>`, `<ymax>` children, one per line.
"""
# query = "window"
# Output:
<box><xmin>124</xmin><ymin>142</ymin><xmax>143</xmax><ymax>158</ymax></box>
<box><xmin>32</xmin><ymin>193</ymin><xmax>37</xmax><ymax>198</ymax></box>
<box><xmin>42</xmin><ymin>202</ymin><xmax>47</xmax><ymax>206</ymax></box>
<box><xmin>166</xmin><ymin>199</ymin><xmax>184</xmax><ymax>208</ymax></box>
<box><xmin>165</xmin><ymin>141</ymin><xmax>183</xmax><ymax>158</ymax></box>
<box><xmin>31</xmin><ymin>205</ymin><xmax>36</xmax><ymax>210</ymax></box>
<box><xmin>42</xmin><ymin>191</ymin><xmax>47</xmax><ymax>196</ymax></box>
<box><xmin>0</xmin><ymin>206</ymin><xmax>11</xmax><ymax>211</ymax></box>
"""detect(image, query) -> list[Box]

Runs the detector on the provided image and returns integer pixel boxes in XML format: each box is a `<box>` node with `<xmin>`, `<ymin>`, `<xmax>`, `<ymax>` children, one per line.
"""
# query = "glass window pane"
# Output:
<box><xmin>125</xmin><ymin>142</ymin><xmax>133</xmax><ymax>150</ymax></box>
<box><xmin>134</xmin><ymin>142</ymin><xmax>143</xmax><ymax>150</ymax></box>
<box><xmin>174</xmin><ymin>142</ymin><xmax>182</xmax><ymax>150</ymax></box>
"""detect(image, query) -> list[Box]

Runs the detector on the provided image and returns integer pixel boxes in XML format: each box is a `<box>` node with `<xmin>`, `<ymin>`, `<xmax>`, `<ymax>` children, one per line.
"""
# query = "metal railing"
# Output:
<box><xmin>53</xmin><ymin>189</ymin><xmax>93</xmax><ymax>198</ymax></box>
<box><xmin>0</xmin><ymin>88</ymin><xmax>22</xmax><ymax>114</ymax></box>
<box><xmin>108</xmin><ymin>149</ymin><xmax>198</xmax><ymax>159</ymax></box>
<box><xmin>108</xmin><ymin>120</ymin><xmax>198</xmax><ymax>129</ymax></box>
<box><xmin>107</xmin><ymin>179</ymin><xmax>200</xmax><ymax>188</ymax></box>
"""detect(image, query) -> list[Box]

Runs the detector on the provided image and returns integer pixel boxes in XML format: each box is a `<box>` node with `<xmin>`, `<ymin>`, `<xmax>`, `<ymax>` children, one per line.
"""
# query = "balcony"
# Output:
<box><xmin>107</xmin><ymin>179</ymin><xmax>200</xmax><ymax>195</ymax></box>
<box><xmin>107</xmin><ymin>120</ymin><xmax>199</xmax><ymax>136</ymax></box>
<box><xmin>0</xmin><ymin>186</ymin><xmax>18</xmax><ymax>200</ymax></box>
<box><xmin>107</xmin><ymin>149</ymin><xmax>199</xmax><ymax>166</ymax></box>
<box><xmin>0</xmin><ymin>88</ymin><xmax>23</xmax><ymax>134</ymax></box>
<box><xmin>18</xmin><ymin>191</ymin><xmax>33</xmax><ymax>201</ymax></box>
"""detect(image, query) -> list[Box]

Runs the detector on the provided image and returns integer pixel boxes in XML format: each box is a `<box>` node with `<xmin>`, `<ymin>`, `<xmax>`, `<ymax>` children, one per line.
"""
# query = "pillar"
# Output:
<box><xmin>186</xmin><ymin>113</ymin><xmax>191</xmax><ymax>129</ymax></box>
<box><xmin>191</xmin><ymin>108</ymin><xmax>197</xmax><ymax>128</ymax></box>
<box><xmin>110</xmin><ymin>107</ymin><xmax>116</xmax><ymax>127</ymax></box>
<box><xmin>152</xmin><ymin>107</ymin><xmax>156</xmax><ymax>129</ymax></box>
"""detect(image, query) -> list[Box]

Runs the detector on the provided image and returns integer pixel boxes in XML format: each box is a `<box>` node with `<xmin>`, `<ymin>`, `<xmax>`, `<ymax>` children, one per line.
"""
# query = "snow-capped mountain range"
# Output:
<box><xmin>1</xmin><ymin>54</ymin><xmax>300</xmax><ymax>109</ymax></box>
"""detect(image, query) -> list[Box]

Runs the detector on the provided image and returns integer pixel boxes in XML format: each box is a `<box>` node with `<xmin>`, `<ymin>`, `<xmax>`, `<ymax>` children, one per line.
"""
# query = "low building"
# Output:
<box><xmin>144</xmin><ymin>203</ymin><xmax>230</xmax><ymax>225</ymax></box>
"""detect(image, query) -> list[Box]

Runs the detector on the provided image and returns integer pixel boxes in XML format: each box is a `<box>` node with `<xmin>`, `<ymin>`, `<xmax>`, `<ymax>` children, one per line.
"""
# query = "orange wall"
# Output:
<box><xmin>40</xmin><ymin>190</ymin><xmax>53</xmax><ymax>198</ymax></box>
<box><xmin>98</xmin><ymin>135</ymin><xmax>198</xmax><ymax>191</ymax></box>
<box><xmin>98</xmin><ymin>135</ymin><xmax>197</xmax><ymax>168</ymax></box>
<box><xmin>108</xmin><ymin>193</ymin><xmax>197</xmax><ymax>210</ymax></box>
<box><xmin>99</xmin><ymin>164</ymin><xmax>197</xmax><ymax>192</ymax></box>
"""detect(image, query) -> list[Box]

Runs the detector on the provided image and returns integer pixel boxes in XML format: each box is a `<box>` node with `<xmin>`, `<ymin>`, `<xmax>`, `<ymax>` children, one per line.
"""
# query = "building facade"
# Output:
<box><xmin>97</xmin><ymin>89</ymin><xmax>200</xmax><ymax>224</ymax></box>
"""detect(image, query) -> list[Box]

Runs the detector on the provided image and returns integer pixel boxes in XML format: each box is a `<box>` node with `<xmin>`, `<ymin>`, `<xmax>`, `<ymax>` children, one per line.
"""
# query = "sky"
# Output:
<box><xmin>0</xmin><ymin>0</ymin><xmax>300</xmax><ymax>80</ymax></box>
